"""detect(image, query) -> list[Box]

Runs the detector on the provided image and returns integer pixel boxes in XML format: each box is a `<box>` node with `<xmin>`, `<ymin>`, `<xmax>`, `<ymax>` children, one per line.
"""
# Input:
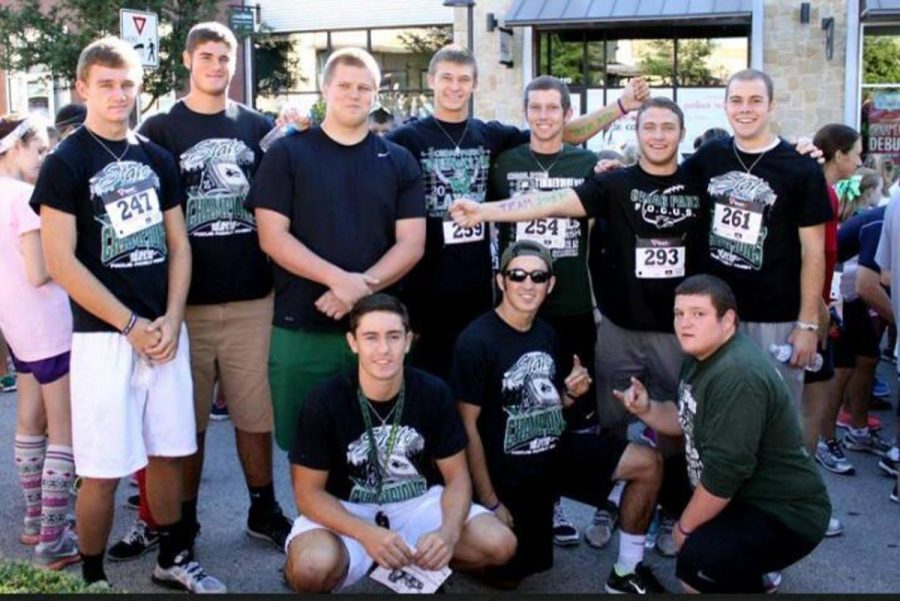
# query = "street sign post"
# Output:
<box><xmin>120</xmin><ymin>8</ymin><xmax>159</xmax><ymax>69</ymax></box>
<box><xmin>229</xmin><ymin>5</ymin><xmax>256</xmax><ymax>36</ymax></box>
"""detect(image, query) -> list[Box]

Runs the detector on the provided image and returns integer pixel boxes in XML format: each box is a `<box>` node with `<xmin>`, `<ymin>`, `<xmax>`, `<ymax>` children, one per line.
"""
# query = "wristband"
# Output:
<box><xmin>121</xmin><ymin>313</ymin><xmax>137</xmax><ymax>336</ymax></box>
<box><xmin>795</xmin><ymin>320</ymin><xmax>818</xmax><ymax>332</ymax></box>
<box><xmin>616</xmin><ymin>98</ymin><xmax>627</xmax><ymax>115</ymax></box>
<box><xmin>675</xmin><ymin>520</ymin><xmax>692</xmax><ymax>537</ymax></box>
<box><xmin>485</xmin><ymin>500</ymin><xmax>501</xmax><ymax>512</ymax></box>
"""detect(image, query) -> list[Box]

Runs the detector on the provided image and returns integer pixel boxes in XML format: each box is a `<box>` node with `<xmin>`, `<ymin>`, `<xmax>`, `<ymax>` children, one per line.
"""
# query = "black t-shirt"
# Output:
<box><xmin>30</xmin><ymin>127</ymin><xmax>181</xmax><ymax>332</ymax></box>
<box><xmin>683</xmin><ymin>137</ymin><xmax>832</xmax><ymax>322</ymax></box>
<box><xmin>290</xmin><ymin>367</ymin><xmax>467</xmax><ymax>504</ymax></box>
<box><xmin>245</xmin><ymin>127</ymin><xmax>425</xmax><ymax>331</ymax></box>
<box><xmin>139</xmin><ymin>100</ymin><xmax>273</xmax><ymax>305</ymax></box>
<box><xmin>574</xmin><ymin>164</ymin><xmax>708</xmax><ymax>332</ymax></box>
<box><xmin>450</xmin><ymin>311</ymin><xmax>566</xmax><ymax>488</ymax></box>
<box><xmin>388</xmin><ymin>117</ymin><xmax>529</xmax><ymax>300</ymax></box>
<box><xmin>838</xmin><ymin>206</ymin><xmax>886</xmax><ymax>270</ymax></box>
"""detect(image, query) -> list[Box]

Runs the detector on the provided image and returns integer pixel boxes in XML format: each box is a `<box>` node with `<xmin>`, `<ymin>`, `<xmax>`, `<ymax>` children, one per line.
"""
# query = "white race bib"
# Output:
<box><xmin>103</xmin><ymin>179</ymin><xmax>162</xmax><ymax>239</ymax></box>
<box><xmin>443</xmin><ymin>220</ymin><xmax>485</xmax><ymax>245</ymax></box>
<box><xmin>712</xmin><ymin>199</ymin><xmax>763</xmax><ymax>245</ymax></box>
<box><xmin>515</xmin><ymin>218</ymin><xmax>568</xmax><ymax>249</ymax></box>
<box><xmin>635</xmin><ymin>238</ymin><xmax>686</xmax><ymax>279</ymax></box>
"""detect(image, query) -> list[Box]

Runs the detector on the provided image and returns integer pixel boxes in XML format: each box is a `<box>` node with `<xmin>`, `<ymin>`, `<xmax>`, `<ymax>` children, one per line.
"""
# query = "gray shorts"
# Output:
<box><xmin>739</xmin><ymin>321</ymin><xmax>804</xmax><ymax>411</ymax></box>
<box><xmin>594</xmin><ymin>312</ymin><xmax>684</xmax><ymax>431</ymax></box>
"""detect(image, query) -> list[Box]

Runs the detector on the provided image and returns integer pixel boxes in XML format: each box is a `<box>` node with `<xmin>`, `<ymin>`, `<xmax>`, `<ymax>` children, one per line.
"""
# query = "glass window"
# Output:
<box><xmin>585</xmin><ymin>40</ymin><xmax>605</xmax><ymax>87</ymax></box>
<box><xmin>371</xmin><ymin>26</ymin><xmax>451</xmax><ymax>92</ymax></box>
<box><xmin>861</xmin><ymin>27</ymin><xmax>900</xmax><ymax>166</ymax></box>
<box><xmin>677</xmin><ymin>38</ymin><xmax>746</xmax><ymax>86</ymax></box>
<box><xmin>548</xmin><ymin>32</ymin><xmax>584</xmax><ymax>86</ymax></box>
<box><xmin>329</xmin><ymin>30</ymin><xmax>368</xmax><ymax>51</ymax></box>
<box><xmin>863</xmin><ymin>26</ymin><xmax>900</xmax><ymax>85</ymax></box>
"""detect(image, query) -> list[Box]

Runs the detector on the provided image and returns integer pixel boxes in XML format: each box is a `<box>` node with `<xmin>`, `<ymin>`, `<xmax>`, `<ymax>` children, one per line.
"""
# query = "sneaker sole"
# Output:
<box><xmin>37</xmin><ymin>553</ymin><xmax>81</xmax><ymax>571</ymax></box>
<box><xmin>245</xmin><ymin>526</ymin><xmax>286</xmax><ymax>551</ymax></box>
<box><xmin>825</xmin><ymin>528</ymin><xmax>843</xmax><ymax>537</ymax></box>
<box><xmin>604</xmin><ymin>584</ymin><xmax>631</xmax><ymax>594</ymax></box>
<box><xmin>107</xmin><ymin>540</ymin><xmax>159</xmax><ymax>562</ymax></box>
<box><xmin>152</xmin><ymin>574</ymin><xmax>195</xmax><ymax>592</ymax></box>
<box><xmin>878</xmin><ymin>461</ymin><xmax>899</xmax><ymax>477</ymax></box>
<box><xmin>843</xmin><ymin>443</ymin><xmax>888</xmax><ymax>457</ymax></box>
<box><xmin>815</xmin><ymin>456</ymin><xmax>856</xmax><ymax>475</ymax></box>
<box><xmin>552</xmin><ymin>536</ymin><xmax>580</xmax><ymax>547</ymax></box>
<box><xmin>208</xmin><ymin>414</ymin><xmax>230</xmax><ymax>421</ymax></box>
<box><xmin>584</xmin><ymin>534</ymin><xmax>613</xmax><ymax>549</ymax></box>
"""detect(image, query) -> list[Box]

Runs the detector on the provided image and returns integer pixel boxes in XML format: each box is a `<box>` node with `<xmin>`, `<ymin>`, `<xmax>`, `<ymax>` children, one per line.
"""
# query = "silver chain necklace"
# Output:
<box><xmin>366</xmin><ymin>398</ymin><xmax>398</xmax><ymax>427</ymax></box>
<box><xmin>529</xmin><ymin>147</ymin><xmax>563</xmax><ymax>177</ymax></box>
<box><xmin>85</xmin><ymin>126</ymin><xmax>130</xmax><ymax>164</ymax></box>
<box><xmin>433</xmin><ymin>117</ymin><xmax>469</xmax><ymax>154</ymax></box>
<box><xmin>732</xmin><ymin>139</ymin><xmax>773</xmax><ymax>174</ymax></box>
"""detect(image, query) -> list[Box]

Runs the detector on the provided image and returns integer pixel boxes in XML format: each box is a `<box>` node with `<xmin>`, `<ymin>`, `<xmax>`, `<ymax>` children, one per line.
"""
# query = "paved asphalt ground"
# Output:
<box><xmin>0</xmin><ymin>363</ymin><xmax>898</xmax><ymax>594</ymax></box>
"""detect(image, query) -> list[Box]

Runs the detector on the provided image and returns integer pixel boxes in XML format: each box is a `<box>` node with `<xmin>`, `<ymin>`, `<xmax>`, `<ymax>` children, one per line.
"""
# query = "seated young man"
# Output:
<box><xmin>452</xmin><ymin>240</ymin><xmax>665</xmax><ymax>594</ymax></box>
<box><xmin>618</xmin><ymin>274</ymin><xmax>831</xmax><ymax>593</ymax></box>
<box><xmin>284</xmin><ymin>294</ymin><xmax>516</xmax><ymax>592</ymax></box>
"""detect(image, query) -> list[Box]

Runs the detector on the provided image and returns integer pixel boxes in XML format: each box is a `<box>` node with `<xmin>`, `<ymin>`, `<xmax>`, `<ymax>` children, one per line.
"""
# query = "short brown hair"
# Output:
<box><xmin>321</xmin><ymin>48</ymin><xmax>381</xmax><ymax>87</ymax></box>
<box><xmin>675</xmin><ymin>274</ymin><xmax>739</xmax><ymax>324</ymax></box>
<box><xmin>186</xmin><ymin>21</ymin><xmax>238</xmax><ymax>55</ymax></box>
<box><xmin>726</xmin><ymin>68</ymin><xmax>774</xmax><ymax>102</ymax></box>
<box><xmin>76</xmin><ymin>36</ymin><xmax>142</xmax><ymax>83</ymax></box>
<box><xmin>348</xmin><ymin>294</ymin><xmax>410</xmax><ymax>334</ymax></box>
<box><xmin>428</xmin><ymin>44</ymin><xmax>477</xmax><ymax>80</ymax></box>
<box><xmin>523</xmin><ymin>75</ymin><xmax>571</xmax><ymax>113</ymax></box>
<box><xmin>636</xmin><ymin>97</ymin><xmax>685</xmax><ymax>130</ymax></box>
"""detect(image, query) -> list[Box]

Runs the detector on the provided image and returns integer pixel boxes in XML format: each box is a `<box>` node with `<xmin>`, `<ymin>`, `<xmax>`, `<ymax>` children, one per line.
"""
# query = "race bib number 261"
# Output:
<box><xmin>712</xmin><ymin>199</ymin><xmax>763</xmax><ymax>245</ymax></box>
<box><xmin>443</xmin><ymin>221</ymin><xmax>485</xmax><ymax>245</ymax></box>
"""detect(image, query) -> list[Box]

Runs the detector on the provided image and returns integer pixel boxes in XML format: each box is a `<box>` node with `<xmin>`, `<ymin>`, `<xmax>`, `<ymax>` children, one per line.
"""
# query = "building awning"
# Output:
<box><xmin>504</xmin><ymin>0</ymin><xmax>753</xmax><ymax>27</ymax></box>
<box><xmin>863</xmin><ymin>0</ymin><xmax>900</xmax><ymax>20</ymax></box>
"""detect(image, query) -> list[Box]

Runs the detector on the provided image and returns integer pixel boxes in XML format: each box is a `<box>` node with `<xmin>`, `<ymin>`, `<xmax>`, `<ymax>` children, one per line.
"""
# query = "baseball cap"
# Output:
<box><xmin>500</xmin><ymin>239</ymin><xmax>554</xmax><ymax>274</ymax></box>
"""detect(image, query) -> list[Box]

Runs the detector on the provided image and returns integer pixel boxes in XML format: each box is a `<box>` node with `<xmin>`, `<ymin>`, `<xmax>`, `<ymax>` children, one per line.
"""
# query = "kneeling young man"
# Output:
<box><xmin>452</xmin><ymin>240</ymin><xmax>664</xmax><ymax>593</ymax></box>
<box><xmin>285</xmin><ymin>294</ymin><xmax>515</xmax><ymax>592</ymax></box>
<box><xmin>618</xmin><ymin>274</ymin><xmax>830</xmax><ymax>593</ymax></box>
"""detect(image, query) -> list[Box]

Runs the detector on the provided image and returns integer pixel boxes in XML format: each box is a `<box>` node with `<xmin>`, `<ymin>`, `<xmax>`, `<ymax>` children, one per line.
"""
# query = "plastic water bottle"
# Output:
<box><xmin>259</xmin><ymin>123</ymin><xmax>298</xmax><ymax>153</ymax></box>
<box><xmin>769</xmin><ymin>343</ymin><xmax>823</xmax><ymax>372</ymax></box>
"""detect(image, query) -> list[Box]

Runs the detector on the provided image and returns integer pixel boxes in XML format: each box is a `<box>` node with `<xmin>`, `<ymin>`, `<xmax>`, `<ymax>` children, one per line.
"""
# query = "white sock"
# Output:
<box><xmin>849</xmin><ymin>426</ymin><xmax>869</xmax><ymax>438</ymax></box>
<box><xmin>614</xmin><ymin>531</ymin><xmax>646</xmax><ymax>575</ymax></box>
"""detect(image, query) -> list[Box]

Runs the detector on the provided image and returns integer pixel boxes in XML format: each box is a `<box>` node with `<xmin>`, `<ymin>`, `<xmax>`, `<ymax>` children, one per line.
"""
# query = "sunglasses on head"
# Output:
<box><xmin>504</xmin><ymin>268</ymin><xmax>552</xmax><ymax>284</ymax></box>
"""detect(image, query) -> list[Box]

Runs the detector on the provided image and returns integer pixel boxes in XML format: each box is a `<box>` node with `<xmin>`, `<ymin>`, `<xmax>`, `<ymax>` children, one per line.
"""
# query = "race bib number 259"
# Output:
<box><xmin>443</xmin><ymin>221</ymin><xmax>485</xmax><ymax>245</ymax></box>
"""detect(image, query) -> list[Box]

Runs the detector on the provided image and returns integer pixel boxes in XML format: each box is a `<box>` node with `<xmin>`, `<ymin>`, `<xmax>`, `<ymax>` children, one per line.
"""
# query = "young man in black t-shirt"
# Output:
<box><xmin>388</xmin><ymin>44</ymin><xmax>649</xmax><ymax>379</ymax></box>
<box><xmin>450</xmin><ymin>99</ymin><xmax>706</xmax><ymax>441</ymax></box>
<box><xmin>284</xmin><ymin>294</ymin><xmax>515</xmax><ymax>592</ymax></box>
<box><xmin>452</xmin><ymin>241</ymin><xmax>665</xmax><ymax>594</ymax></box>
<box><xmin>113</xmin><ymin>22</ymin><xmax>292</xmax><ymax>559</ymax></box>
<box><xmin>247</xmin><ymin>48</ymin><xmax>426</xmax><ymax>453</ymax></box>
<box><xmin>31</xmin><ymin>37</ymin><xmax>224</xmax><ymax>593</ymax></box>
<box><xmin>682</xmin><ymin>69</ymin><xmax>832</xmax><ymax>405</ymax></box>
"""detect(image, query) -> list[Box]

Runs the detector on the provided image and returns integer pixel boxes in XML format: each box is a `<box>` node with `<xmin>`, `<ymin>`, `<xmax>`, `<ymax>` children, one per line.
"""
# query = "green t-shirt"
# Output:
<box><xmin>677</xmin><ymin>332</ymin><xmax>830</xmax><ymax>543</ymax></box>
<box><xmin>490</xmin><ymin>144</ymin><xmax>596</xmax><ymax>316</ymax></box>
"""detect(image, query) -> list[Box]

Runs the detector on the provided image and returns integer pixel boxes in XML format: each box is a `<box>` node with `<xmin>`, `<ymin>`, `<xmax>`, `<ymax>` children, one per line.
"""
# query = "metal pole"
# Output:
<box><xmin>468</xmin><ymin>4</ymin><xmax>474</xmax><ymax>116</ymax></box>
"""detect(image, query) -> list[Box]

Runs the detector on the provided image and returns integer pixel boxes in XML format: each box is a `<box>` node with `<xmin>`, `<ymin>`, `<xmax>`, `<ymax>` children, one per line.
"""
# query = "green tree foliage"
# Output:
<box><xmin>0</xmin><ymin>0</ymin><xmax>218</xmax><ymax>110</ymax></box>
<box><xmin>253</xmin><ymin>29</ymin><xmax>305</xmax><ymax>97</ymax></box>
<box><xmin>397</xmin><ymin>26</ymin><xmax>452</xmax><ymax>56</ymax></box>
<box><xmin>638</xmin><ymin>39</ymin><xmax>719</xmax><ymax>86</ymax></box>
<box><xmin>863</xmin><ymin>35</ymin><xmax>900</xmax><ymax>85</ymax></box>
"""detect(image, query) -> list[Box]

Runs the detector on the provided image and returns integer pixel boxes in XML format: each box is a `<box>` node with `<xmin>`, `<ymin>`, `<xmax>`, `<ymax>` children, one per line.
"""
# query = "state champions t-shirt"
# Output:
<box><xmin>139</xmin><ymin>100</ymin><xmax>273</xmax><ymax>305</ymax></box>
<box><xmin>30</xmin><ymin>126</ymin><xmax>182</xmax><ymax>332</ymax></box>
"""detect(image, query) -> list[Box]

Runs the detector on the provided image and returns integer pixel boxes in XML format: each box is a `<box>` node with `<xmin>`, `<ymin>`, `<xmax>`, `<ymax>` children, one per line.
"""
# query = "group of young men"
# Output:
<box><xmin>20</xmin><ymin>13</ymin><xmax>857</xmax><ymax>594</ymax></box>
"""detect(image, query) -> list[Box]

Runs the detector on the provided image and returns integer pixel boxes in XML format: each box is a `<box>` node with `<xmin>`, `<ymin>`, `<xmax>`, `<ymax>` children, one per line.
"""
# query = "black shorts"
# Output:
<box><xmin>804</xmin><ymin>336</ymin><xmax>835</xmax><ymax>383</ymax></box>
<box><xmin>659</xmin><ymin>454</ymin><xmax>820</xmax><ymax>593</ymax></box>
<box><xmin>493</xmin><ymin>430</ymin><xmax>629</xmax><ymax>580</ymax></box>
<box><xmin>833</xmin><ymin>299</ymin><xmax>880</xmax><ymax>368</ymax></box>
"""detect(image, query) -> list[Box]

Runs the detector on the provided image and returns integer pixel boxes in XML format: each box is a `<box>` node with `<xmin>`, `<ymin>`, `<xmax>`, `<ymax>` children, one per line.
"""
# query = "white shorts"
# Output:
<box><xmin>285</xmin><ymin>485</ymin><xmax>489</xmax><ymax>590</ymax></box>
<box><xmin>70</xmin><ymin>325</ymin><xmax>197</xmax><ymax>478</ymax></box>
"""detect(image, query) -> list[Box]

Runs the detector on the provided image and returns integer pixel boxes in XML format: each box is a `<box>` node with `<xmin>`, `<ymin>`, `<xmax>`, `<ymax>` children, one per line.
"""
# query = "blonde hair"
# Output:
<box><xmin>76</xmin><ymin>36</ymin><xmax>142</xmax><ymax>83</ymax></box>
<box><xmin>321</xmin><ymin>48</ymin><xmax>381</xmax><ymax>88</ymax></box>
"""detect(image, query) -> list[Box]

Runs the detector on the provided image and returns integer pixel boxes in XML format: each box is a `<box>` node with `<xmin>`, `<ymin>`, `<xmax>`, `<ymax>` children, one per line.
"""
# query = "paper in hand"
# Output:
<box><xmin>370</xmin><ymin>564</ymin><xmax>451</xmax><ymax>594</ymax></box>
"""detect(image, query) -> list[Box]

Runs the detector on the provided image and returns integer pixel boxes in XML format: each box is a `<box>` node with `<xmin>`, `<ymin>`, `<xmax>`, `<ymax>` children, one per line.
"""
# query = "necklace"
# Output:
<box><xmin>529</xmin><ymin>147</ymin><xmax>563</xmax><ymax>177</ymax></box>
<box><xmin>732</xmin><ymin>139</ymin><xmax>774</xmax><ymax>175</ymax></box>
<box><xmin>366</xmin><ymin>398</ymin><xmax>398</xmax><ymax>428</ymax></box>
<box><xmin>85</xmin><ymin>127</ymin><xmax>130</xmax><ymax>164</ymax></box>
<box><xmin>433</xmin><ymin>117</ymin><xmax>469</xmax><ymax>154</ymax></box>
<box><xmin>356</xmin><ymin>382</ymin><xmax>406</xmax><ymax>507</ymax></box>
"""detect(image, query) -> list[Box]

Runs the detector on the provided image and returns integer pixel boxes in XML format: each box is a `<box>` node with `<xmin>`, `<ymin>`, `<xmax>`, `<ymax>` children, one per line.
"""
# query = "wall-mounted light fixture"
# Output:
<box><xmin>486</xmin><ymin>12</ymin><xmax>498</xmax><ymax>32</ymax></box>
<box><xmin>822</xmin><ymin>16</ymin><xmax>835</xmax><ymax>60</ymax></box>
<box><xmin>800</xmin><ymin>2</ymin><xmax>811</xmax><ymax>24</ymax></box>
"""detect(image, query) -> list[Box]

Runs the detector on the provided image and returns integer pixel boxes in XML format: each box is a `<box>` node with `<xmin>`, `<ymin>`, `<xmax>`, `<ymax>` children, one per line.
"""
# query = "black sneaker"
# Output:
<box><xmin>891</xmin><ymin>480</ymin><xmax>899</xmax><ymax>504</ymax></box>
<box><xmin>246</xmin><ymin>504</ymin><xmax>291</xmax><ymax>552</ymax></box>
<box><xmin>605</xmin><ymin>563</ymin><xmax>666</xmax><ymax>594</ymax></box>
<box><xmin>124</xmin><ymin>493</ymin><xmax>140</xmax><ymax>510</ymax></box>
<box><xmin>552</xmin><ymin>501</ymin><xmax>580</xmax><ymax>547</ymax></box>
<box><xmin>107</xmin><ymin>519</ymin><xmax>159</xmax><ymax>562</ymax></box>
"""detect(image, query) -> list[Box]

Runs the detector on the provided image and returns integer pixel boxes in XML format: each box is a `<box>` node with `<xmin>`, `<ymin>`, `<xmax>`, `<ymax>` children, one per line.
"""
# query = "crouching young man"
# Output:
<box><xmin>284</xmin><ymin>294</ymin><xmax>516</xmax><ymax>592</ymax></box>
<box><xmin>617</xmin><ymin>274</ymin><xmax>830</xmax><ymax>593</ymax></box>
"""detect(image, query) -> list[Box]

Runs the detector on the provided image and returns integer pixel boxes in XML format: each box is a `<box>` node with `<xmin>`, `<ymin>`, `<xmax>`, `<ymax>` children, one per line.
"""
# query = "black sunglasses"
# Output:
<box><xmin>504</xmin><ymin>268</ymin><xmax>552</xmax><ymax>284</ymax></box>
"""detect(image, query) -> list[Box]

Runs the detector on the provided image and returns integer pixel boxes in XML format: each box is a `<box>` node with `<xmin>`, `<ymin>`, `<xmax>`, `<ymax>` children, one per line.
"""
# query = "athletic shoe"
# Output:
<box><xmin>209</xmin><ymin>394</ymin><xmax>229</xmax><ymax>421</ymax></box>
<box><xmin>124</xmin><ymin>493</ymin><xmax>140</xmax><ymax>510</ymax></box>
<box><xmin>246</xmin><ymin>504</ymin><xmax>291</xmax><ymax>551</ymax></box>
<box><xmin>873</xmin><ymin>375</ymin><xmax>891</xmax><ymax>398</ymax></box>
<box><xmin>585</xmin><ymin>503</ymin><xmax>618</xmax><ymax>549</ymax></box>
<box><xmin>816</xmin><ymin>438</ymin><xmax>856</xmax><ymax>474</ymax></box>
<box><xmin>844</xmin><ymin>429</ymin><xmax>892</xmax><ymax>456</ymax></box>
<box><xmin>762</xmin><ymin>571</ymin><xmax>782</xmax><ymax>593</ymax></box>
<box><xmin>878</xmin><ymin>447</ymin><xmax>899</xmax><ymax>477</ymax></box>
<box><xmin>655</xmin><ymin>515</ymin><xmax>677</xmax><ymax>557</ymax></box>
<box><xmin>836</xmin><ymin>410</ymin><xmax>881</xmax><ymax>431</ymax></box>
<box><xmin>552</xmin><ymin>501</ymin><xmax>580</xmax><ymax>547</ymax></box>
<box><xmin>35</xmin><ymin>526</ymin><xmax>81</xmax><ymax>570</ymax></box>
<box><xmin>20</xmin><ymin>517</ymin><xmax>40</xmax><ymax>545</ymax></box>
<box><xmin>891</xmin><ymin>480</ymin><xmax>899</xmax><ymax>504</ymax></box>
<box><xmin>0</xmin><ymin>373</ymin><xmax>16</xmax><ymax>392</ymax></box>
<box><xmin>107</xmin><ymin>519</ymin><xmax>159</xmax><ymax>562</ymax></box>
<box><xmin>604</xmin><ymin>563</ymin><xmax>666</xmax><ymax>594</ymax></box>
<box><xmin>129</xmin><ymin>473</ymin><xmax>139</xmax><ymax>487</ymax></box>
<box><xmin>825</xmin><ymin>516</ymin><xmax>843</xmax><ymax>537</ymax></box>
<box><xmin>152</xmin><ymin>551</ymin><xmax>227</xmax><ymax>593</ymax></box>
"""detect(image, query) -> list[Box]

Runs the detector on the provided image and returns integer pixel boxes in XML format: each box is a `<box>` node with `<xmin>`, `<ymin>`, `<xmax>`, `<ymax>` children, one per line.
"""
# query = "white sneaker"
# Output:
<box><xmin>825</xmin><ymin>516</ymin><xmax>843</xmax><ymax>537</ymax></box>
<box><xmin>152</xmin><ymin>551</ymin><xmax>227</xmax><ymax>593</ymax></box>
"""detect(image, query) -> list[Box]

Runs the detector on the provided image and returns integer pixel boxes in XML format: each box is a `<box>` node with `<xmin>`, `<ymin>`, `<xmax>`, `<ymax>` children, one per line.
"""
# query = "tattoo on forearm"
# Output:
<box><xmin>565</xmin><ymin>104</ymin><xmax>620</xmax><ymax>140</ymax></box>
<box><xmin>498</xmin><ymin>189</ymin><xmax>570</xmax><ymax>213</ymax></box>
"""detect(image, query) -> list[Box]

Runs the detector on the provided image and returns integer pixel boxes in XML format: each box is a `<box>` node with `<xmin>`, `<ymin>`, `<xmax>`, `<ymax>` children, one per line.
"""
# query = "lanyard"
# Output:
<box><xmin>356</xmin><ymin>382</ymin><xmax>405</xmax><ymax>505</ymax></box>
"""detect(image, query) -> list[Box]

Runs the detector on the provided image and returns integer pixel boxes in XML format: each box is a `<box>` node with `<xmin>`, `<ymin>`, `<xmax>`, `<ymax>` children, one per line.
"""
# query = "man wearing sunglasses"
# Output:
<box><xmin>452</xmin><ymin>240</ymin><xmax>665</xmax><ymax>593</ymax></box>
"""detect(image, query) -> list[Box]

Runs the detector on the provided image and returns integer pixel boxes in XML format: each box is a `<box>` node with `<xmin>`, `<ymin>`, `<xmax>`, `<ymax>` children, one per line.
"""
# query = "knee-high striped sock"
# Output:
<box><xmin>14</xmin><ymin>434</ymin><xmax>46</xmax><ymax>538</ymax></box>
<box><xmin>41</xmin><ymin>445</ymin><xmax>75</xmax><ymax>544</ymax></box>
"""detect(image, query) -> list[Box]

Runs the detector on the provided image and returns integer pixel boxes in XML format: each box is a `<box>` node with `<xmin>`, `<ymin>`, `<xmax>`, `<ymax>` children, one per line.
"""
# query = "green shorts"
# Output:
<box><xmin>269</xmin><ymin>326</ymin><xmax>356</xmax><ymax>450</ymax></box>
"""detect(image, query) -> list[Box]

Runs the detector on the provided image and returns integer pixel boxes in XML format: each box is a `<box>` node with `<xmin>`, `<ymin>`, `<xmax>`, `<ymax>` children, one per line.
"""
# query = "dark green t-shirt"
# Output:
<box><xmin>490</xmin><ymin>144</ymin><xmax>597</xmax><ymax>316</ymax></box>
<box><xmin>677</xmin><ymin>332</ymin><xmax>830</xmax><ymax>543</ymax></box>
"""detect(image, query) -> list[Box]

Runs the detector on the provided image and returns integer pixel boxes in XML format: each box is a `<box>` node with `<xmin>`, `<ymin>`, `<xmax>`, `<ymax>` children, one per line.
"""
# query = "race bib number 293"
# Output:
<box><xmin>443</xmin><ymin>221</ymin><xmax>485</xmax><ymax>245</ymax></box>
